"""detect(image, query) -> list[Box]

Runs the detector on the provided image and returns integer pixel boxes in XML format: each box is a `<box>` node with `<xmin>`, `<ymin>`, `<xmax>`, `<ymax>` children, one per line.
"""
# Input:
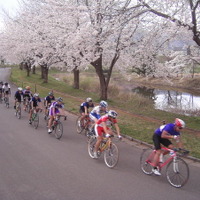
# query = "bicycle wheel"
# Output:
<box><xmin>104</xmin><ymin>143</ymin><xmax>119</xmax><ymax>168</ymax></box>
<box><xmin>166</xmin><ymin>157</ymin><xmax>189</xmax><ymax>188</ymax></box>
<box><xmin>140</xmin><ymin>148</ymin><xmax>155</xmax><ymax>175</ymax></box>
<box><xmin>88</xmin><ymin>137</ymin><xmax>97</xmax><ymax>158</ymax></box>
<box><xmin>33</xmin><ymin>113</ymin><xmax>39</xmax><ymax>129</ymax></box>
<box><xmin>76</xmin><ymin>116</ymin><xmax>84</xmax><ymax>134</ymax></box>
<box><xmin>16</xmin><ymin>106</ymin><xmax>21</xmax><ymax>119</ymax></box>
<box><xmin>54</xmin><ymin>122</ymin><xmax>63</xmax><ymax>139</ymax></box>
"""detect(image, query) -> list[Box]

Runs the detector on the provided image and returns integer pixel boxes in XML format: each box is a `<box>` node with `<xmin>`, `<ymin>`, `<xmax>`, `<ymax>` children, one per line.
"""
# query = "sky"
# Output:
<box><xmin>0</xmin><ymin>0</ymin><xmax>19</xmax><ymax>30</ymax></box>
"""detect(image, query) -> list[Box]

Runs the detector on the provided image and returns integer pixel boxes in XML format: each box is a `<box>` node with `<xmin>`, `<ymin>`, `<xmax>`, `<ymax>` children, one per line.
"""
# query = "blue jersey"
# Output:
<box><xmin>154</xmin><ymin>123</ymin><xmax>180</xmax><ymax>136</ymax></box>
<box><xmin>31</xmin><ymin>97</ymin><xmax>41</xmax><ymax>107</ymax></box>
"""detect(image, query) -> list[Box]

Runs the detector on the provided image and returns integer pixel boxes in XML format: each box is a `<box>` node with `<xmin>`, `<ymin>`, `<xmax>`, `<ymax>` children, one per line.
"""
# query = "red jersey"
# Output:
<box><xmin>96</xmin><ymin>115</ymin><xmax>117</xmax><ymax>127</ymax></box>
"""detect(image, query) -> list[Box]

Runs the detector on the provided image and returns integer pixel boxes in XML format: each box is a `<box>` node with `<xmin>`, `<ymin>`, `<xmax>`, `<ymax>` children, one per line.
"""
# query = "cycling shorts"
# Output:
<box><xmin>94</xmin><ymin>124</ymin><xmax>110</xmax><ymax>137</ymax></box>
<box><xmin>153</xmin><ymin>134</ymin><xmax>172</xmax><ymax>150</ymax></box>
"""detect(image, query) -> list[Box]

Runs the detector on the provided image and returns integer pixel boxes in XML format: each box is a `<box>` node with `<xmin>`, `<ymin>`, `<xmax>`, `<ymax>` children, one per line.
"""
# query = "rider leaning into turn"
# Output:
<box><xmin>47</xmin><ymin>97</ymin><xmax>64</xmax><ymax>134</ymax></box>
<box><xmin>152</xmin><ymin>118</ymin><xmax>185</xmax><ymax>176</ymax></box>
<box><xmin>44</xmin><ymin>92</ymin><xmax>55</xmax><ymax>117</ymax></box>
<box><xmin>2</xmin><ymin>82</ymin><xmax>11</xmax><ymax>99</ymax></box>
<box><xmin>79</xmin><ymin>97</ymin><xmax>94</xmax><ymax>125</ymax></box>
<box><xmin>28</xmin><ymin>93</ymin><xmax>43</xmax><ymax>124</ymax></box>
<box><xmin>93</xmin><ymin>110</ymin><xmax>122</xmax><ymax>158</ymax></box>
<box><xmin>23</xmin><ymin>86</ymin><xmax>33</xmax><ymax>110</ymax></box>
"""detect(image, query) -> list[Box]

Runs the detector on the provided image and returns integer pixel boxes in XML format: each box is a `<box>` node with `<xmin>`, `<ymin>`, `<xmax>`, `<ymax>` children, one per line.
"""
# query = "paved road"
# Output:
<box><xmin>0</xmin><ymin>68</ymin><xmax>200</xmax><ymax>200</ymax></box>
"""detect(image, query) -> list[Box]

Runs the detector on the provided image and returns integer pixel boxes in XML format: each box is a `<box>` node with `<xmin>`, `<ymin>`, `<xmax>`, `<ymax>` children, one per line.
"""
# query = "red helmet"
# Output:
<box><xmin>175</xmin><ymin>118</ymin><xmax>185</xmax><ymax>128</ymax></box>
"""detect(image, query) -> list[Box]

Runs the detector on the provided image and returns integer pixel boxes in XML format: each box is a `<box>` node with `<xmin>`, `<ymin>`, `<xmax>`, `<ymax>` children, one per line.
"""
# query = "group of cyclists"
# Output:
<box><xmin>1</xmin><ymin>81</ymin><xmax>187</xmax><ymax>176</ymax></box>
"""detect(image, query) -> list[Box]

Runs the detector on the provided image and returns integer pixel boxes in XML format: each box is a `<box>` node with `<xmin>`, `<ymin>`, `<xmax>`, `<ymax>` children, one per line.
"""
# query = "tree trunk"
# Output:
<box><xmin>73</xmin><ymin>67</ymin><xmax>80</xmax><ymax>89</ymax></box>
<box><xmin>42</xmin><ymin>65</ymin><xmax>49</xmax><ymax>83</ymax></box>
<box><xmin>41</xmin><ymin>66</ymin><xmax>45</xmax><ymax>79</ymax></box>
<box><xmin>32</xmin><ymin>65</ymin><xmax>36</xmax><ymax>74</ymax></box>
<box><xmin>91</xmin><ymin>56</ymin><xmax>108</xmax><ymax>100</ymax></box>
<box><xmin>25</xmin><ymin>62</ymin><xmax>31</xmax><ymax>77</ymax></box>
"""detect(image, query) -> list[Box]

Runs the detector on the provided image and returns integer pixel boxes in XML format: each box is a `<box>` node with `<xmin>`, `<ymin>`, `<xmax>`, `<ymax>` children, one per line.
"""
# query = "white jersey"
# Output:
<box><xmin>2</xmin><ymin>84</ymin><xmax>11</xmax><ymax>92</ymax></box>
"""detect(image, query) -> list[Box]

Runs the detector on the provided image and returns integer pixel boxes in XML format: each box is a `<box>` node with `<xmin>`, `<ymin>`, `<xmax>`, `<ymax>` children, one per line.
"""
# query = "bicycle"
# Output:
<box><xmin>88</xmin><ymin>135</ymin><xmax>119</xmax><ymax>168</ymax></box>
<box><xmin>30</xmin><ymin>108</ymin><xmax>42</xmax><ymax>129</ymax></box>
<box><xmin>47</xmin><ymin>115</ymin><xmax>67</xmax><ymax>140</ymax></box>
<box><xmin>15</xmin><ymin>102</ymin><xmax>21</xmax><ymax>119</ymax></box>
<box><xmin>140</xmin><ymin>146</ymin><xmax>190</xmax><ymax>188</ymax></box>
<box><xmin>76</xmin><ymin>115</ymin><xmax>93</xmax><ymax>135</ymax></box>
<box><xmin>4</xmin><ymin>96</ymin><xmax>9</xmax><ymax>108</ymax></box>
<box><xmin>0</xmin><ymin>92</ymin><xmax>3</xmax><ymax>103</ymax></box>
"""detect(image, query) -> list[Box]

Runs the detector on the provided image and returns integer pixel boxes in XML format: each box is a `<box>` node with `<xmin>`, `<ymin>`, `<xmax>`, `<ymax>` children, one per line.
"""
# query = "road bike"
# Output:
<box><xmin>15</xmin><ymin>102</ymin><xmax>21</xmax><ymax>119</ymax></box>
<box><xmin>4</xmin><ymin>96</ymin><xmax>9</xmax><ymax>108</ymax></box>
<box><xmin>30</xmin><ymin>108</ymin><xmax>42</xmax><ymax>129</ymax></box>
<box><xmin>140</xmin><ymin>146</ymin><xmax>189</xmax><ymax>188</ymax></box>
<box><xmin>0</xmin><ymin>92</ymin><xmax>3</xmax><ymax>103</ymax></box>
<box><xmin>88</xmin><ymin>135</ymin><xmax>119</xmax><ymax>168</ymax></box>
<box><xmin>47</xmin><ymin>115</ymin><xmax>67</xmax><ymax>140</ymax></box>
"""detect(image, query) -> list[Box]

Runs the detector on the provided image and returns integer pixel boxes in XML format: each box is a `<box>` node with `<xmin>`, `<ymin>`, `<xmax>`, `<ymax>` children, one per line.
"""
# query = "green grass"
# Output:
<box><xmin>10</xmin><ymin>67</ymin><xmax>200</xmax><ymax>159</ymax></box>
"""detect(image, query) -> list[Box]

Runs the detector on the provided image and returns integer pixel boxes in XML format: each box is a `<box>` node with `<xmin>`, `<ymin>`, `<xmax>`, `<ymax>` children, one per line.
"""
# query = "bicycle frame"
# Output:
<box><xmin>99</xmin><ymin>137</ymin><xmax>112</xmax><ymax>152</ymax></box>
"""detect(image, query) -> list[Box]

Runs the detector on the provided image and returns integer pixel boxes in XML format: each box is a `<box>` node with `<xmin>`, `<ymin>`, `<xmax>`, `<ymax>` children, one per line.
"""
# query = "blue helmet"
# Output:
<box><xmin>100</xmin><ymin>100</ymin><xmax>108</xmax><ymax>107</ymax></box>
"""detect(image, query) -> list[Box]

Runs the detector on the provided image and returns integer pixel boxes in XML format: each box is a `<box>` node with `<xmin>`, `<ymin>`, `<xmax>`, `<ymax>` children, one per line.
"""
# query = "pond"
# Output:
<box><xmin>132</xmin><ymin>86</ymin><xmax>200</xmax><ymax>116</ymax></box>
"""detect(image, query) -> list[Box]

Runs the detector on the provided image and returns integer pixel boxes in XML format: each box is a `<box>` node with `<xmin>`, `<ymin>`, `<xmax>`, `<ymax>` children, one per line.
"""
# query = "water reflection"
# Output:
<box><xmin>132</xmin><ymin>87</ymin><xmax>200</xmax><ymax>116</ymax></box>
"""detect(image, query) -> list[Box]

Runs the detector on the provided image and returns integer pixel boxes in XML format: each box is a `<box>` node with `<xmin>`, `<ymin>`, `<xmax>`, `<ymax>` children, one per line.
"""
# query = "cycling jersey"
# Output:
<box><xmin>2</xmin><ymin>84</ymin><xmax>11</xmax><ymax>94</ymax></box>
<box><xmin>154</xmin><ymin>123</ymin><xmax>180</xmax><ymax>136</ymax></box>
<box><xmin>80</xmin><ymin>102</ymin><xmax>94</xmax><ymax>113</ymax></box>
<box><xmin>0</xmin><ymin>83</ymin><xmax>3</xmax><ymax>93</ymax></box>
<box><xmin>49</xmin><ymin>101</ymin><xmax>64</xmax><ymax>116</ymax></box>
<box><xmin>15</xmin><ymin>91</ymin><xmax>24</xmax><ymax>102</ymax></box>
<box><xmin>31</xmin><ymin>97</ymin><xmax>41</xmax><ymax>107</ymax></box>
<box><xmin>23</xmin><ymin>90</ymin><xmax>32</xmax><ymax>99</ymax></box>
<box><xmin>90</xmin><ymin>105</ymin><xmax>107</xmax><ymax>120</ymax></box>
<box><xmin>45</xmin><ymin>95</ymin><xmax>55</xmax><ymax>105</ymax></box>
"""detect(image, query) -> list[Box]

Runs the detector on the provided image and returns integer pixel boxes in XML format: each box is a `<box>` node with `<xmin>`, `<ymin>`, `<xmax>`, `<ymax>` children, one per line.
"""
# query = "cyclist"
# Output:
<box><xmin>0</xmin><ymin>81</ymin><xmax>3</xmax><ymax>101</ymax></box>
<box><xmin>152</xmin><ymin>118</ymin><xmax>185</xmax><ymax>175</ymax></box>
<box><xmin>14</xmin><ymin>87</ymin><xmax>24</xmax><ymax>109</ymax></box>
<box><xmin>29</xmin><ymin>93</ymin><xmax>43</xmax><ymax>124</ymax></box>
<box><xmin>47</xmin><ymin>97</ymin><xmax>65</xmax><ymax>133</ymax></box>
<box><xmin>44</xmin><ymin>92</ymin><xmax>55</xmax><ymax>118</ymax></box>
<box><xmin>89</xmin><ymin>100</ymin><xmax>108</xmax><ymax>134</ymax></box>
<box><xmin>23</xmin><ymin>86</ymin><xmax>33</xmax><ymax>110</ymax></box>
<box><xmin>2</xmin><ymin>82</ymin><xmax>11</xmax><ymax>99</ymax></box>
<box><xmin>93</xmin><ymin>110</ymin><xmax>122</xmax><ymax>158</ymax></box>
<box><xmin>79</xmin><ymin>97</ymin><xmax>94</xmax><ymax>126</ymax></box>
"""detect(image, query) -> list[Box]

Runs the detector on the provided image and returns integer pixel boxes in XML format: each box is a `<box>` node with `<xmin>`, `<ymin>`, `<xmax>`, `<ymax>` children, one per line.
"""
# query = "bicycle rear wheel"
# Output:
<box><xmin>33</xmin><ymin>113</ymin><xmax>39</xmax><ymax>129</ymax></box>
<box><xmin>54</xmin><ymin>122</ymin><xmax>63</xmax><ymax>139</ymax></box>
<box><xmin>104</xmin><ymin>143</ymin><xmax>119</xmax><ymax>168</ymax></box>
<box><xmin>88</xmin><ymin>137</ymin><xmax>97</xmax><ymax>158</ymax></box>
<box><xmin>140</xmin><ymin>148</ymin><xmax>155</xmax><ymax>175</ymax></box>
<box><xmin>166</xmin><ymin>157</ymin><xmax>189</xmax><ymax>188</ymax></box>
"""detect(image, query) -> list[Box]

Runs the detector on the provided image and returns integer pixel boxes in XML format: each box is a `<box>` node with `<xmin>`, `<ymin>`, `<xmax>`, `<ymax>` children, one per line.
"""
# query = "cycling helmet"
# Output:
<box><xmin>49</xmin><ymin>92</ymin><xmax>54</xmax><ymax>96</ymax></box>
<box><xmin>86</xmin><ymin>97</ymin><xmax>92</xmax><ymax>102</ymax></box>
<box><xmin>34</xmin><ymin>93</ymin><xmax>39</xmax><ymax>97</ymax></box>
<box><xmin>26</xmin><ymin>86</ymin><xmax>30</xmax><ymax>90</ymax></box>
<box><xmin>5</xmin><ymin>82</ymin><xmax>8</xmax><ymax>85</ymax></box>
<box><xmin>108</xmin><ymin>110</ymin><xmax>118</xmax><ymax>119</ymax></box>
<box><xmin>0</xmin><ymin>81</ymin><xmax>3</xmax><ymax>84</ymax></box>
<box><xmin>57</xmin><ymin>97</ymin><xmax>63</xmax><ymax>102</ymax></box>
<box><xmin>175</xmin><ymin>118</ymin><xmax>185</xmax><ymax>129</ymax></box>
<box><xmin>18</xmin><ymin>87</ymin><xmax>23</xmax><ymax>91</ymax></box>
<box><xmin>100</xmin><ymin>100</ymin><xmax>108</xmax><ymax>107</ymax></box>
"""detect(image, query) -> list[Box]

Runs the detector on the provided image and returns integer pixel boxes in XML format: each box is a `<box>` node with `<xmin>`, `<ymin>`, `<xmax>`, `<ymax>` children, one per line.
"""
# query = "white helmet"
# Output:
<box><xmin>100</xmin><ymin>100</ymin><xmax>108</xmax><ymax>107</ymax></box>
<box><xmin>175</xmin><ymin>118</ymin><xmax>185</xmax><ymax>129</ymax></box>
<box><xmin>18</xmin><ymin>87</ymin><xmax>23</xmax><ymax>91</ymax></box>
<box><xmin>108</xmin><ymin>110</ymin><xmax>118</xmax><ymax>119</ymax></box>
<box><xmin>34</xmin><ymin>93</ymin><xmax>39</xmax><ymax>97</ymax></box>
<box><xmin>86</xmin><ymin>97</ymin><xmax>92</xmax><ymax>102</ymax></box>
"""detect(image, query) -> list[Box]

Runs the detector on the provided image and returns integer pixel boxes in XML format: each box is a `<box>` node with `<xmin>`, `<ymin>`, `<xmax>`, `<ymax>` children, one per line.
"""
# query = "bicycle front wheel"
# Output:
<box><xmin>88</xmin><ymin>137</ymin><xmax>97</xmax><ymax>158</ymax></box>
<box><xmin>140</xmin><ymin>148</ymin><xmax>155</xmax><ymax>175</ymax></box>
<box><xmin>16</xmin><ymin>107</ymin><xmax>21</xmax><ymax>119</ymax></box>
<box><xmin>76</xmin><ymin>116</ymin><xmax>84</xmax><ymax>134</ymax></box>
<box><xmin>33</xmin><ymin>114</ymin><xmax>39</xmax><ymax>129</ymax></box>
<box><xmin>104</xmin><ymin>143</ymin><xmax>119</xmax><ymax>168</ymax></box>
<box><xmin>166</xmin><ymin>157</ymin><xmax>189</xmax><ymax>188</ymax></box>
<box><xmin>54</xmin><ymin>122</ymin><xmax>63</xmax><ymax>139</ymax></box>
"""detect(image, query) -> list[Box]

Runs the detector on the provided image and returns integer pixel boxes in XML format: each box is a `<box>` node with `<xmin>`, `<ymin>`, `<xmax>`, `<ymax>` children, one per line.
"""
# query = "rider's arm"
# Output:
<box><xmin>113</xmin><ymin>123</ymin><xmax>121</xmax><ymax>137</ymax></box>
<box><xmin>102</xmin><ymin>122</ymin><xmax>109</xmax><ymax>135</ymax></box>
<box><xmin>84</xmin><ymin>106</ymin><xmax>88</xmax><ymax>115</ymax></box>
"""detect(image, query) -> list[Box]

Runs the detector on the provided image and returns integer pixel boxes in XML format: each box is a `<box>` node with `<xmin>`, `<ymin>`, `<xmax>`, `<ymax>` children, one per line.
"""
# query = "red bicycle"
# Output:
<box><xmin>140</xmin><ymin>146</ymin><xmax>189</xmax><ymax>188</ymax></box>
<box><xmin>76</xmin><ymin>115</ymin><xmax>93</xmax><ymax>136</ymax></box>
